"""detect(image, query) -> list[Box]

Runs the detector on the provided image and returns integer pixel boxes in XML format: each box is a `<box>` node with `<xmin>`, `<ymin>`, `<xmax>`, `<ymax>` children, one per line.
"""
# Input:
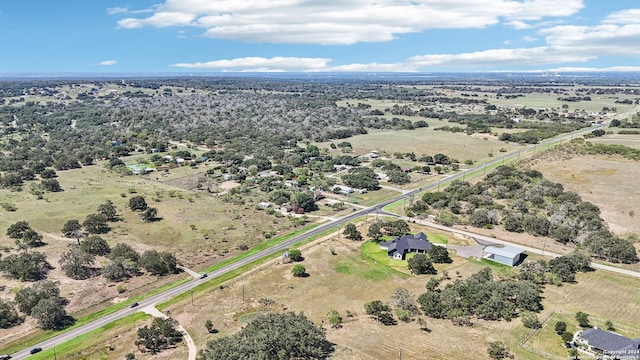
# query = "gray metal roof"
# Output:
<box><xmin>580</xmin><ymin>328</ymin><xmax>640</xmax><ymax>357</ymax></box>
<box><xmin>483</xmin><ymin>245</ymin><xmax>524</xmax><ymax>259</ymax></box>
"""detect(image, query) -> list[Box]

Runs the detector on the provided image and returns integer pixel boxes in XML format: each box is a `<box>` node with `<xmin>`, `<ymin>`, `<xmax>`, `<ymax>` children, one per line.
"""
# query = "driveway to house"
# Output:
<box><xmin>448</xmin><ymin>244</ymin><xmax>485</xmax><ymax>258</ymax></box>
<box><xmin>140</xmin><ymin>306</ymin><xmax>197</xmax><ymax>360</ymax></box>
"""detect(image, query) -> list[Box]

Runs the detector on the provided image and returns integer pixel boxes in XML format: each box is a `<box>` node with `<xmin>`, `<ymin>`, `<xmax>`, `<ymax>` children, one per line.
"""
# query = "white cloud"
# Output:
<box><xmin>602</xmin><ymin>9</ymin><xmax>640</xmax><ymax>25</ymax></box>
<box><xmin>521</xmin><ymin>35</ymin><xmax>537</xmax><ymax>42</ymax></box>
<box><xmin>107</xmin><ymin>7</ymin><xmax>128</xmax><ymax>15</ymax></box>
<box><xmin>116</xmin><ymin>0</ymin><xmax>584</xmax><ymax>45</ymax></box>
<box><xmin>405</xmin><ymin>11</ymin><xmax>640</xmax><ymax>69</ymax></box>
<box><xmin>549</xmin><ymin>66</ymin><xmax>640</xmax><ymax>72</ymax></box>
<box><xmin>98</xmin><ymin>60</ymin><xmax>117</xmax><ymax>66</ymax></box>
<box><xmin>172</xmin><ymin>57</ymin><xmax>332</xmax><ymax>72</ymax></box>
<box><xmin>506</xmin><ymin>20</ymin><xmax>531</xmax><ymax>30</ymax></box>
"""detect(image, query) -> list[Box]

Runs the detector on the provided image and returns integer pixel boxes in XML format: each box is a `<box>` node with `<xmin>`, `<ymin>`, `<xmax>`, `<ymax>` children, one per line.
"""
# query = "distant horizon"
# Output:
<box><xmin>3</xmin><ymin>69</ymin><xmax>640</xmax><ymax>79</ymax></box>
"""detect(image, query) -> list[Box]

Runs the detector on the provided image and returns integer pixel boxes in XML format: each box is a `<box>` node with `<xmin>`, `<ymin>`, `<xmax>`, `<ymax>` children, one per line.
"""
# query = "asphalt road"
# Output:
<box><xmin>8</xmin><ymin>125</ymin><xmax>609</xmax><ymax>359</ymax></box>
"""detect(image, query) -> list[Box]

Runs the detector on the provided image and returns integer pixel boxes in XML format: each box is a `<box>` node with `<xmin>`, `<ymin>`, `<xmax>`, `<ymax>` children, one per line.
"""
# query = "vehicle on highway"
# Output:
<box><xmin>129</xmin><ymin>302</ymin><xmax>139</xmax><ymax>308</ymax></box>
<box><xmin>29</xmin><ymin>348</ymin><xmax>42</xmax><ymax>354</ymax></box>
<box><xmin>199</xmin><ymin>273</ymin><xmax>208</xmax><ymax>279</ymax></box>
<box><xmin>0</xmin><ymin>354</ymin><xmax>12</xmax><ymax>359</ymax></box>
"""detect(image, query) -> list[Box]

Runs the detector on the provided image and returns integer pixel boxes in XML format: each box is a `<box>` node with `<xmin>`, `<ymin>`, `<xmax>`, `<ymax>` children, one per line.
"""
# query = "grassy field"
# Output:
<box><xmin>43</xmin><ymin>220</ymin><xmax>640</xmax><ymax>359</ymax></box>
<box><xmin>320</xmin><ymin>126</ymin><xmax>522</xmax><ymax>165</ymax></box>
<box><xmin>530</xmin><ymin>152</ymin><xmax>640</xmax><ymax>238</ymax></box>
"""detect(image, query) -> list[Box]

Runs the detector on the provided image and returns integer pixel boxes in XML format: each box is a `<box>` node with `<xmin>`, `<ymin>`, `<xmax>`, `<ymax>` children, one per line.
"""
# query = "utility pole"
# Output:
<box><xmin>399</xmin><ymin>349</ymin><xmax>402</xmax><ymax>360</ymax></box>
<box><xmin>191</xmin><ymin>289</ymin><xmax>194</xmax><ymax>306</ymax></box>
<box><xmin>242</xmin><ymin>285</ymin><xmax>245</xmax><ymax>303</ymax></box>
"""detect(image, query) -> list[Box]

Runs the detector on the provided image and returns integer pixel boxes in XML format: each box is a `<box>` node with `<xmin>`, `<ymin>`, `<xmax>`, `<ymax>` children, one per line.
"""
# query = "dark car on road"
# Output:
<box><xmin>199</xmin><ymin>273</ymin><xmax>208</xmax><ymax>279</ymax></box>
<box><xmin>129</xmin><ymin>302</ymin><xmax>139</xmax><ymax>308</ymax></box>
<box><xmin>30</xmin><ymin>348</ymin><xmax>42</xmax><ymax>354</ymax></box>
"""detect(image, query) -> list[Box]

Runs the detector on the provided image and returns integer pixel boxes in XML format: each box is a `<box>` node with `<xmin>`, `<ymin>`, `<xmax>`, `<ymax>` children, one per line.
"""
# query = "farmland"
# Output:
<box><xmin>1</xmin><ymin>75</ymin><xmax>640</xmax><ymax>358</ymax></box>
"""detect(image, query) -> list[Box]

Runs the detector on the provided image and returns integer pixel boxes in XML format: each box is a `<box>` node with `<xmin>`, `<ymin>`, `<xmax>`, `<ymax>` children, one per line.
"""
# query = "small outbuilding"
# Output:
<box><xmin>483</xmin><ymin>245</ymin><xmax>524</xmax><ymax>266</ymax></box>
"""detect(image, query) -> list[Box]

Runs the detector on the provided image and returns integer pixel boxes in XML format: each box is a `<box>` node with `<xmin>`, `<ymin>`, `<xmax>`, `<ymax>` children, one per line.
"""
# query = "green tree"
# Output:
<box><xmin>205</xmin><ymin>319</ymin><xmax>216</xmax><ymax>333</ymax></box>
<box><xmin>97</xmin><ymin>200</ymin><xmax>118</xmax><ymax>221</ymax></box>
<box><xmin>59</xmin><ymin>248</ymin><xmax>95</xmax><ymax>280</ymax></box>
<box><xmin>140</xmin><ymin>250</ymin><xmax>178</xmax><ymax>276</ymax></box>
<box><xmin>575</xmin><ymin>311</ymin><xmax>590</xmax><ymax>327</ymax></box>
<box><xmin>41</xmin><ymin>179</ymin><xmax>61</xmax><ymax>192</ymax></box>
<box><xmin>605</xmin><ymin>320</ymin><xmax>615</xmax><ymax>331</ymax></box>
<box><xmin>561</xmin><ymin>331</ymin><xmax>574</xmax><ymax>344</ymax></box>
<box><xmin>14</xmin><ymin>280</ymin><xmax>60</xmax><ymax>315</ymax></box>
<box><xmin>0</xmin><ymin>299</ymin><xmax>23</xmax><ymax>328</ymax></box>
<box><xmin>417</xmin><ymin>291</ymin><xmax>445</xmax><ymax>318</ymax></box>
<box><xmin>292</xmin><ymin>191</ymin><xmax>317</xmax><ymax>212</ymax></box>
<box><xmin>20</xmin><ymin>228</ymin><xmax>45</xmax><ymax>248</ymax></box>
<box><xmin>197</xmin><ymin>312</ymin><xmax>333</xmax><ymax>359</ymax></box>
<box><xmin>367</xmin><ymin>222</ymin><xmax>383</xmax><ymax>241</ymax></box>
<box><xmin>128</xmin><ymin>195</ymin><xmax>148</xmax><ymax>211</ymax></box>
<box><xmin>102</xmin><ymin>259</ymin><xmax>135</xmax><ymax>282</ymax></box>
<box><xmin>364</xmin><ymin>300</ymin><xmax>396</xmax><ymax>325</ymax></box>
<box><xmin>135</xmin><ymin>317</ymin><xmax>183</xmax><ymax>354</ymax></box>
<box><xmin>140</xmin><ymin>207</ymin><xmax>159</xmax><ymax>222</ymax></box>
<box><xmin>343</xmin><ymin>223</ymin><xmax>363</xmax><ymax>241</ymax></box>
<box><xmin>427</xmin><ymin>246</ymin><xmax>452</xmax><ymax>263</ymax></box>
<box><xmin>327</xmin><ymin>309</ymin><xmax>342</xmax><ymax>329</ymax></box>
<box><xmin>487</xmin><ymin>341</ymin><xmax>510</xmax><ymax>359</ymax></box>
<box><xmin>521</xmin><ymin>312</ymin><xmax>542</xmax><ymax>329</ymax></box>
<box><xmin>292</xmin><ymin>264</ymin><xmax>306</xmax><ymax>277</ymax></box>
<box><xmin>31</xmin><ymin>297</ymin><xmax>70</xmax><ymax>330</ymax></box>
<box><xmin>381</xmin><ymin>219</ymin><xmax>410</xmax><ymax>237</ymax></box>
<box><xmin>7</xmin><ymin>221</ymin><xmax>32</xmax><ymax>239</ymax></box>
<box><xmin>288</xmin><ymin>249</ymin><xmax>303</xmax><ymax>262</ymax></box>
<box><xmin>110</xmin><ymin>243</ymin><xmax>141</xmax><ymax>263</ymax></box>
<box><xmin>408</xmin><ymin>254</ymin><xmax>437</xmax><ymax>275</ymax></box>
<box><xmin>341</xmin><ymin>167</ymin><xmax>379</xmax><ymax>190</ymax></box>
<box><xmin>61</xmin><ymin>219</ymin><xmax>82</xmax><ymax>238</ymax></box>
<box><xmin>80</xmin><ymin>235</ymin><xmax>111</xmax><ymax>256</ymax></box>
<box><xmin>0</xmin><ymin>252</ymin><xmax>51</xmax><ymax>281</ymax></box>
<box><xmin>555</xmin><ymin>321</ymin><xmax>567</xmax><ymax>334</ymax></box>
<box><xmin>82</xmin><ymin>213</ymin><xmax>110</xmax><ymax>234</ymax></box>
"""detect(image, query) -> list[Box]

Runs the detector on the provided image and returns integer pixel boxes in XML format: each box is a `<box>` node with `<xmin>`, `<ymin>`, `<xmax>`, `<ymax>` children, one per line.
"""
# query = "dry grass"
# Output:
<box><xmin>30</xmin><ymin>221</ymin><xmax>640</xmax><ymax>359</ymax></box>
<box><xmin>530</xmin><ymin>154</ymin><xmax>640</xmax><ymax>238</ymax></box>
<box><xmin>0</xmin><ymin>161</ymin><xmax>314</xmax><ymax>348</ymax></box>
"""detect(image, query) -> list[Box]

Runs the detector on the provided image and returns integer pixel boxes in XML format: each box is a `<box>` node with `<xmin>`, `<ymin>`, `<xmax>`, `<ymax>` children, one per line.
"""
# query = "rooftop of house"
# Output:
<box><xmin>580</xmin><ymin>327</ymin><xmax>640</xmax><ymax>355</ymax></box>
<box><xmin>380</xmin><ymin>232</ymin><xmax>432</xmax><ymax>254</ymax></box>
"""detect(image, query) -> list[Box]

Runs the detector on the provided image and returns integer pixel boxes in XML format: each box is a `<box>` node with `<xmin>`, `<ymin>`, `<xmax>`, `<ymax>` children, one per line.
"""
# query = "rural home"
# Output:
<box><xmin>257</xmin><ymin>202</ymin><xmax>272</xmax><ymax>210</ymax></box>
<box><xmin>575</xmin><ymin>327</ymin><xmax>640</xmax><ymax>359</ymax></box>
<box><xmin>483</xmin><ymin>245</ymin><xmax>524</xmax><ymax>266</ymax></box>
<box><xmin>375</xmin><ymin>172</ymin><xmax>389</xmax><ymax>181</ymax></box>
<box><xmin>332</xmin><ymin>185</ymin><xmax>354</xmax><ymax>195</ymax></box>
<box><xmin>379</xmin><ymin>232</ymin><xmax>433</xmax><ymax>260</ymax></box>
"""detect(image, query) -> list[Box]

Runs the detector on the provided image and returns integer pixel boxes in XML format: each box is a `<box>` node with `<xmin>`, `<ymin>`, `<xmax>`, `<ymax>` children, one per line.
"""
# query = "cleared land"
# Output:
<box><xmin>530</xmin><ymin>153</ymin><xmax>640</xmax><ymax>238</ymax></box>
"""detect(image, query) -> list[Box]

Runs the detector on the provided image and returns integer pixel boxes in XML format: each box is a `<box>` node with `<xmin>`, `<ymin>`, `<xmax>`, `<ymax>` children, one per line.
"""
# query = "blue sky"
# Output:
<box><xmin>1</xmin><ymin>0</ymin><xmax>640</xmax><ymax>73</ymax></box>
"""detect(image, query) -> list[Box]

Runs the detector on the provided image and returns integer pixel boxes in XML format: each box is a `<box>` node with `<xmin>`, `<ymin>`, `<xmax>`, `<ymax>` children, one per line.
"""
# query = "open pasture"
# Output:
<box><xmin>52</xmin><ymin>221</ymin><xmax>640</xmax><ymax>359</ymax></box>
